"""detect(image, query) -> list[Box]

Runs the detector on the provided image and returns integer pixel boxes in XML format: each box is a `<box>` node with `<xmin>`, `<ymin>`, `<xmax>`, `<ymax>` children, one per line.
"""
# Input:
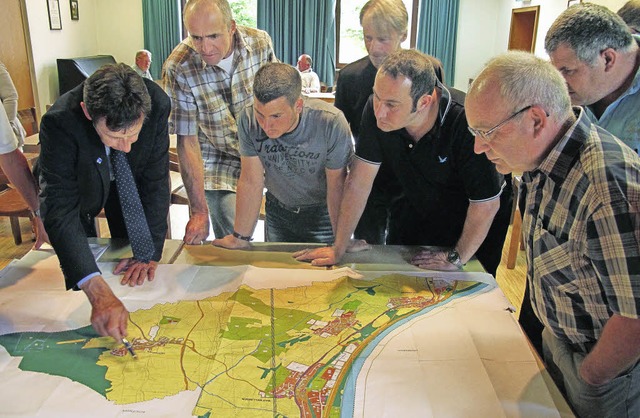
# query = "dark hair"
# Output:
<box><xmin>83</xmin><ymin>63</ymin><xmax>151</xmax><ymax>131</ymax></box>
<box><xmin>253</xmin><ymin>62</ymin><xmax>301</xmax><ymax>106</ymax></box>
<box><xmin>545</xmin><ymin>3</ymin><xmax>634</xmax><ymax>65</ymax></box>
<box><xmin>378</xmin><ymin>49</ymin><xmax>436</xmax><ymax>110</ymax></box>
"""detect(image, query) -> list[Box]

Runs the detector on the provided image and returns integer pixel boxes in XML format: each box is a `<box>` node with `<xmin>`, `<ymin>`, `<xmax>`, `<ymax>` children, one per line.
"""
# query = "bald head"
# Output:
<box><xmin>184</xmin><ymin>0</ymin><xmax>233</xmax><ymax>29</ymax></box>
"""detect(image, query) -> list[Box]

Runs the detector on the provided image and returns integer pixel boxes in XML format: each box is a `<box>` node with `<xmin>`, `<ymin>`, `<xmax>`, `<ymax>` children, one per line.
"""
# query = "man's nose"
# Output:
<box><xmin>370</xmin><ymin>39</ymin><xmax>384</xmax><ymax>52</ymax></box>
<box><xmin>262</xmin><ymin>118</ymin><xmax>271</xmax><ymax>131</ymax></box>
<box><xmin>120</xmin><ymin>137</ymin><xmax>138</xmax><ymax>153</ymax></box>
<box><xmin>120</xmin><ymin>142</ymin><xmax>132</xmax><ymax>153</ymax></box>
<box><xmin>473</xmin><ymin>136</ymin><xmax>488</xmax><ymax>155</ymax></box>
<box><xmin>201</xmin><ymin>37</ymin><xmax>215</xmax><ymax>53</ymax></box>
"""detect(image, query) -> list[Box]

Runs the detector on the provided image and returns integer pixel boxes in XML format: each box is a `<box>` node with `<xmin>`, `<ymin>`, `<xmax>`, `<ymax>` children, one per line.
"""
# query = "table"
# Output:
<box><xmin>0</xmin><ymin>240</ymin><xmax>573</xmax><ymax>417</ymax></box>
<box><xmin>303</xmin><ymin>92</ymin><xmax>336</xmax><ymax>104</ymax></box>
<box><xmin>23</xmin><ymin>133</ymin><xmax>40</xmax><ymax>153</ymax></box>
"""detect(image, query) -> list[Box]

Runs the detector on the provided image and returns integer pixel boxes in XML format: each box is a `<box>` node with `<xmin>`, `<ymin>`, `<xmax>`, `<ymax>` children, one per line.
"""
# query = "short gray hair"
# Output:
<box><xmin>378</xmin><ymin>49</ymin><xmax>436</xmax><ymax>110</ymax></box>
<box><xmin>253</xmin><ymin>63</ymin><xmax>302</xmax><ymax>106</ymax></box>
<box><xmin>298</xmin><ymin>54</ymin><xmax>312</xmax><ymax>66</ymax></box>
<box><xmin>184</xmin><ymin>0</ymin><xmax>233</xmax><ymax>30</ymax></box>
<box><xmin>360</xmin><ymin>0</ymin><xmax>408</xmax><ymax>38</ymax></box>
<box><xmin>545</xmin><ymin>3</ymin><xmax>634</xmax><ymax>65</ymax></box>
<box><xmin>135</xmin><ymin>50</ymin><xmax>151</xmax><ymax>60</ymax></box>
<box><xmin>618</xmin><ymin>0</ymin><xmax>640</xmax><ymax>31</ymax></box>
<box><xmin>468</xmin><ymin>51</ymin><xmax>572</xmax><ymax>122</ymax></box>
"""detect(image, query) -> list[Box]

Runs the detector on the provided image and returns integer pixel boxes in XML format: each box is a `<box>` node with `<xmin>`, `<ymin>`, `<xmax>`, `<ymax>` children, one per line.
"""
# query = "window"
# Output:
<box><xmin>229</xmin><ymin>0</ymin><xmax>257</xmax><ymax>28</ymax></box>
<box><xmin>337</xmin><ymin>0</ymin><xmax>419</xmax><ymax>67</ymax></box>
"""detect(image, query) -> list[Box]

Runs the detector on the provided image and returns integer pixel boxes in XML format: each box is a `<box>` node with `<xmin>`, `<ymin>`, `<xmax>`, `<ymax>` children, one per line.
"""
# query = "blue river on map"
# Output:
<box><xmin>340</xmin><ymin>282</ymin><xmax>489</xmax><ymax>418</ymax></box>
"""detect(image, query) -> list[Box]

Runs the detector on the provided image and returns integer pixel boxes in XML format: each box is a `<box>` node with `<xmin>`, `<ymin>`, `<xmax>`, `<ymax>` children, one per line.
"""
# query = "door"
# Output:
<box><xmin>0</xmin><ymin>1</ymin><xmax>36</xmax><ymax>113</ymax></box>
<box><xmin>508</xmin><ymin>6</ymin><xmax>540</xmax><ymax>53</ymax></box>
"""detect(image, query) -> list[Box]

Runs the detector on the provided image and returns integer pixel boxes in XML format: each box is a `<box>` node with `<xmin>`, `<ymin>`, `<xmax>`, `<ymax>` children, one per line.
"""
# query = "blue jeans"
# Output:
<box><xmin>204</xmin><ymin>190</ymin><xmax>236</xmax><ymax>239</ymax></box>
<box><xmin>542</xmin><ymin>328</ymin><xmax>640</xmax><ymax>418</ymax></box>
<box><xmin>265</xmin><ymin>193</ymin><xmax>334</xmax><ymax>244</ymax></box>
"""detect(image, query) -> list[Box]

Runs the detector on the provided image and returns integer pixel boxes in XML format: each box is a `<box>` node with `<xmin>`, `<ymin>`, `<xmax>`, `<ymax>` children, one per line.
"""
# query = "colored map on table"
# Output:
<box><xmin>0</xmin><ymin>273</ymin><xmax>485</xmax><ymax>417</ymax></box>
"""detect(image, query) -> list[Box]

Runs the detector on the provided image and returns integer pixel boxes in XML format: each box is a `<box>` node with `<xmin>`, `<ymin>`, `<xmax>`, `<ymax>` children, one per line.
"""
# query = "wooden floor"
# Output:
<box><xmin>0</xmin><ymin>211</ymin><xmax>527</xmax><ymax>316</ymax></box>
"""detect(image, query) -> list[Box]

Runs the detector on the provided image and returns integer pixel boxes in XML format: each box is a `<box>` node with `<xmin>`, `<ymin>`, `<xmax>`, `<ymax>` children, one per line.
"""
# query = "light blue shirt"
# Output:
<box><xmin>133</xmin><ymin>65</ymin><xmax>153</xmax><ymax>81</ymax></box>
<box><xmin>585</xmin><ymin>43</ymin><xmax>640</xmax><ymax>155</ymax></box>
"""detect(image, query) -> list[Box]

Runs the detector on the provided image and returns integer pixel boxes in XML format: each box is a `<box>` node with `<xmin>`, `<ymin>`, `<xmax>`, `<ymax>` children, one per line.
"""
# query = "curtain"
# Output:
<box><xmin>142</xmin><ymin>0</ymin><xmax>181</xmax><ymax>80</ymax></box>
<box><xmin>416</xmin><ymin>0</ymin><xmax>459</xmax><ymax>85</ymax></box>
<box><xmin>258</xmin><ymin>0</ymin><xmax>336</xmax><ymax>86</ymax></box>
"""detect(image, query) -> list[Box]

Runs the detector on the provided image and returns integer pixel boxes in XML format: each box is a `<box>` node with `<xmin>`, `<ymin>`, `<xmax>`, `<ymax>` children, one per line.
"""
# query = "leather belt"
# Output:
<box><xmin>266</xmin><ymin>192</ymin><xmax>325</xmax><ymax>214</ymax></box>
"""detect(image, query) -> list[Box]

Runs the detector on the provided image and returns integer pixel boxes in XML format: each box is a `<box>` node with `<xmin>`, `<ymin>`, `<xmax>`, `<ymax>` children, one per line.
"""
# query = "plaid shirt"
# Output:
<box><xmin>162</xmin><ymin>26</ymin><xmax>276</xmax><ymax>191</ymax></box>
<box><xmin>522</xmin><ymin>108</ymin><xmax>640</xmax><ymax>353</ymax></box>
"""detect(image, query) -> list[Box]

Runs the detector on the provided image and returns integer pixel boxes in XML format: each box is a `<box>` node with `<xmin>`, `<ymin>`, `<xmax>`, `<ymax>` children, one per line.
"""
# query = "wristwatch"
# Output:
<box><xmin>446</xmin><ymin>248</ymin><xmax>463</xmax><ymax>269</ymax></box>
<box><xmin>232</xmin><ymin>231</ymin><xmax>253</xmax><ymax>242</ymax></box>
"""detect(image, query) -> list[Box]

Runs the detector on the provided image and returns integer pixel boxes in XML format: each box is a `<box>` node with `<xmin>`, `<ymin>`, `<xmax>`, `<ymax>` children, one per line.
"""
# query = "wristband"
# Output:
<box><xmin>232</xmin><ymin>231</ymin><xmax>253</xmax><ymax>242</ymax></box>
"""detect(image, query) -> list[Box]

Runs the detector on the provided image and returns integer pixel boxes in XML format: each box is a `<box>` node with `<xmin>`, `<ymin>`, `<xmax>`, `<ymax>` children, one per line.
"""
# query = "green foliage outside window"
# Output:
<box><xmin>230</xmin><ymin>0</ymin><xmax>257</xmax><ymax>28</ymax></box>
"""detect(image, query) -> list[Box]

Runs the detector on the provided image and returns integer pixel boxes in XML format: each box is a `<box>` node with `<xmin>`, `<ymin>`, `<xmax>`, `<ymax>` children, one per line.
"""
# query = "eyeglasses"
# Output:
<box><xmin>468</xmin><ymin>105</ymin><xmax>532</xmax><ymax>140</ymax></box>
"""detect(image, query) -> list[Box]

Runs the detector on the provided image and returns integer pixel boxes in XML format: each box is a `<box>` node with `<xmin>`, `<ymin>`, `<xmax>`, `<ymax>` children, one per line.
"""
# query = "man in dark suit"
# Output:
<box><xmin>38</xmin><ymin>63</ymin><xmax>171</xmax><ymax>342</ymax></box>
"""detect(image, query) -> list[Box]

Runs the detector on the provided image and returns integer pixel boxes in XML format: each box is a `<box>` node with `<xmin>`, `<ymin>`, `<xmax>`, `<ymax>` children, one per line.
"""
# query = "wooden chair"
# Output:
<box><xmin>17</xmin><ymin>107</ymin><xmax>38</xmax><ymax>137</ymax></box>
<box><xmin>0</xmin><ymin>151</ymin><xmax>39</xmax><ymax>246</ymax></box>
<box><xmin>0</xmin><ymin>187</ymin><xmax>33</xmax><ymax>245</ymax></box>
<box><xmin>506</xmin><ymin>176</ymin><xmax>523</xmax><ymax>269</ymax></box>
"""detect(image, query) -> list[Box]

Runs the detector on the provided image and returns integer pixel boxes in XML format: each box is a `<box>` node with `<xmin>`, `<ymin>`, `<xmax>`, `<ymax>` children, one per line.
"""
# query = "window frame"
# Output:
<box><xmin>335</xmin><ymin>0</ymin><xmax>420</xmax><ymax>69</ymax></box>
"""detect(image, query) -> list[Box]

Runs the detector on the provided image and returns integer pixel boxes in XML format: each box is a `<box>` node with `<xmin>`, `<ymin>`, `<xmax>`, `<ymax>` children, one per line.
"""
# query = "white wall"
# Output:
<box><xmin>24</xmin><ymin>0</ymin><xmax>143</xmax><ymax>115</ymax></box>
<box><xmin>23</xmin><ymin>0</ymin><xmax>629</xmax><ymax>110</ymax></box>
<box><xmin>454</xmin><ymin>0</ymin><xmax>629</xmax><ymax>92</ymax></box>
<box><xmin>96</xmin><ymin>1</ymin><xmax>144</xmax><ymax>67</ymax></box>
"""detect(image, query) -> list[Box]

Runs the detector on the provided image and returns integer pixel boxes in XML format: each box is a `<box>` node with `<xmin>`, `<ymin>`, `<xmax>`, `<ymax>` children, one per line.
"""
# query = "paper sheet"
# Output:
<box><xmin>0</xmin><ymin>251</ymin><xmax>571</xmax><ymax>417</ymax></box>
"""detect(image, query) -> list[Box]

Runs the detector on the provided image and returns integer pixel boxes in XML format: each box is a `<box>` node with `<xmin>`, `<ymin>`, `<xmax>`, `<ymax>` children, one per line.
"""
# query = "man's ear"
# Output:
<box><xmin>295</xmin><ymin>97</ymin><xmax>304</xmax><ymax>113</ymax></box>
<box><xmin>80</xmin><ymin>102</ymin><xmax>92</xmax><ymax>121</ymax></box>
<box><xmin>601</xmin><ymin>48</ymin><xmax>617</xmax><ymax>72</ymax></box>
<box><xmin>530</xmin><ymin>105</ymin><xmax>548</xmax><ymax>138</ymax></box>
<box><xmin>416</xmin><ymin>89</ymin><xmax>436</xmax><ymax>112</ymax></box>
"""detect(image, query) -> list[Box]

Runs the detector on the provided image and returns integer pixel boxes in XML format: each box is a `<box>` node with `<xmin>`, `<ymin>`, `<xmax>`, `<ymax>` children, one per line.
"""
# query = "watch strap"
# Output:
<box><xmin>232</xmin><ymin>231</ymin><xmax>253</xmax><ymax>242</ymax></box>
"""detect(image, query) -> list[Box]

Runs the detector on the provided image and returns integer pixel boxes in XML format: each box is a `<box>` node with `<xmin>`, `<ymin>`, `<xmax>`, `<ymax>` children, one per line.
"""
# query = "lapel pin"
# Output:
<box><xmin>97</xmin><ymin>157</ymin><xmax>102</xmax><ymax>164</ymax></box>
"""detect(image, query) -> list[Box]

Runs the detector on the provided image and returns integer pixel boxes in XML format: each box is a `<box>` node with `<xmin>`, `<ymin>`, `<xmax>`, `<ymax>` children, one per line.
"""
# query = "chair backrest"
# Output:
<box><xmin>18</xmin><ymin>107</ymin><xmax>38</xmax><ymax>136</ymax></box>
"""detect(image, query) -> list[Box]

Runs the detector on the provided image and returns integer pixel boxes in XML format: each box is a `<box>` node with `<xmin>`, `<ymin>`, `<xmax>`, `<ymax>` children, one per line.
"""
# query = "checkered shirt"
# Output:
<box><xmin>162</xmin><ymin>26</ymin><xmax>276</xmax><ymax>191</ymax></box>
<box><xmin>522</xmin><ymin>108</ymin><xmax>640</xmax><ymax>352</ymax></box>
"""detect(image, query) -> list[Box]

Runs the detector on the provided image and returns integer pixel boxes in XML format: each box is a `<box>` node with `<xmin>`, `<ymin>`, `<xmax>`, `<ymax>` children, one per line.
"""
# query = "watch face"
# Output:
<box><xmin>447</xmin><ymin>250</ymin><xmax>461</xmax><ymax>266</ymax></box>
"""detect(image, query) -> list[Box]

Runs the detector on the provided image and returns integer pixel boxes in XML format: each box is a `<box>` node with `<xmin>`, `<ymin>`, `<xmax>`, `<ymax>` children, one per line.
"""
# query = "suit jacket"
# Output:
<box><xmin>39</xmin><ymin>78</ymin><xmax>171</xmax><ymax>289</ymax></box>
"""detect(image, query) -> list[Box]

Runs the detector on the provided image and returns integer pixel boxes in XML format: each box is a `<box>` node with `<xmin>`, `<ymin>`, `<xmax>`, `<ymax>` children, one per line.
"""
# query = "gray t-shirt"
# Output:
<box><xmin>238</xmin><ymin>98</ymin><xmax>353</xmax><ymax>206</ymax></box>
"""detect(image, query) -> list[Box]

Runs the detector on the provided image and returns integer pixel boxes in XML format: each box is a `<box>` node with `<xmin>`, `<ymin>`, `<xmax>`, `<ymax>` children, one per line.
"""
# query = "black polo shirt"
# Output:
<box><xmin>356</xmin><ymin>87</ymin><xmax>505</xmax><ymax>247</ymax></box>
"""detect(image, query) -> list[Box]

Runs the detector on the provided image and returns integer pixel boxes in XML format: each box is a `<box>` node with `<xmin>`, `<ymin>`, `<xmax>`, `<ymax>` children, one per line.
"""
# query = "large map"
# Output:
<box><xmin>0</xmin><ymin>252</ymin><xmax>566</xmax><ymax>417</ymax></box>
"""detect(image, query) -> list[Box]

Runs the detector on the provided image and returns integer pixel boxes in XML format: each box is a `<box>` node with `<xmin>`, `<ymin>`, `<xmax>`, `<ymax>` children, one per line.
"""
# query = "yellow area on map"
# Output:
<box><xmin>90</xmin><ymin>274</ymin><xmax>476</xmax><ymax>417</ymax></box>
<box><xmin>56</xmin><ymin>339</ymin><xmax>87</xmax><ymax>345</ymax></box>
